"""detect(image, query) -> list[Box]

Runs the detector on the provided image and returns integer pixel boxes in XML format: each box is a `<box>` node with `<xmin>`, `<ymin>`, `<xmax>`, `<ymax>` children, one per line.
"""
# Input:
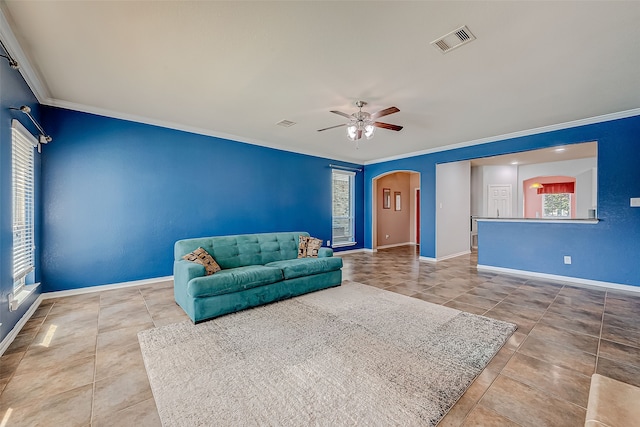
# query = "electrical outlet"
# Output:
<box><xmin>385</xmin><ymin>234</ymin><xmax>389</xmax><ymax>239</ymax></box>
<box><xmin>326</xmin><ymin>240</ymin><xmax>330</xmax><ymax>246</ymax></box>
<box><xmin>564</xmin><ymin>256</ymin><xmax>572</xmax><ymax>265</ymax></box>
<box><xmin>8</xmin><ymin>292</ymin><xmax>17</xmax><ymax>311</ymax></box>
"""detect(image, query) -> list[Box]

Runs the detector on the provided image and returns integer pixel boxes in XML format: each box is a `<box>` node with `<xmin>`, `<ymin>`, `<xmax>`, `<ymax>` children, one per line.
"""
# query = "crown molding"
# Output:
<box><xmin>38</xmin><ymin>100</ymin><xmax>640</xmax><ymax>170</ymax></box>
<box><xmin>46</xmin><ymin>98</ymin><xmax>363</xmax><ymax>165</ymax></box>
<box><xmin>0</xmin><ymin>4</ymin><xmax>51</xmax><ymax>102</ymax></box>
<box><xmin>364</xmin><ymin>107</ymin><xmax>640</xmax><ymax>166</ymax></box>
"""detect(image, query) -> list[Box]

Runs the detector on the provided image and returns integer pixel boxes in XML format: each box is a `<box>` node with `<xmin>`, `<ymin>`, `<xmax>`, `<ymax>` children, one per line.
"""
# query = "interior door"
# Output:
<box><xmin>487</xmin><ymin>184</ymin><xmax>512</xmax><ymax>217</ymax></box>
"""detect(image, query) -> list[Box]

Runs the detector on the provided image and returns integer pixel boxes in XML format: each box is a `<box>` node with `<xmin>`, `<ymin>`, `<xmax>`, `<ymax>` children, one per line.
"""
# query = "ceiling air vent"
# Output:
<box><xmin>431</xmin><ymin>25</ymin><xmax>476</xmax><ymax>54</ymax></box>
<box><xmin>276</xmin><ymin>119</ymin><xmax>296</xmax><ymax>128</ymax></box>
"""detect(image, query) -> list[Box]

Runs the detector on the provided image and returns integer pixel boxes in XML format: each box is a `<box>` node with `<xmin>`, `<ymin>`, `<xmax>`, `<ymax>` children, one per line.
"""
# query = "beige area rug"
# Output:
<box><xmin>138</xmin><ymin>281</ymin><xmax>516</xmax><ymax>426</ymax></box>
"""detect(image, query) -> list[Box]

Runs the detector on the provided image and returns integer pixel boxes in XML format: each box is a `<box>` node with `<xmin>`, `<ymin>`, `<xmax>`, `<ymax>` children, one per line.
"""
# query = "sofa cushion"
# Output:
<box><xmin>187</xmin><ymin>265</ymin><xmax>284</xmax><ymax>298</ymax></box>
<box><xmin>182</xmin><ymin>247</ymin><xmax>221</xmax><ymax>275</ymax></box>
<box><xmin>266</xmin><ymin>257</ymin><xmax>343</xmax><ymax>280</ymax></box>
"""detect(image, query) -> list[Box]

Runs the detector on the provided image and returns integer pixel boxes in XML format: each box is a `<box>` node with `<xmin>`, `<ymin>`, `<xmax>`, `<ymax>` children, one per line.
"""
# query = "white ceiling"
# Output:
<box><xmin>2</xmin><ymin>1</ymin><xmax>639</xmax><ymax>164</ymax></box>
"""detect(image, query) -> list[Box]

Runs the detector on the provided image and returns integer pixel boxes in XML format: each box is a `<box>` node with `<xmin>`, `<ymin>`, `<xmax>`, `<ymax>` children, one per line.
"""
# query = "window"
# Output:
<box><xmin>543</xmin><ymin>193</ymin><xmax>571</xmax><ymax>218</ymax></box>
<box><xmin>12</xmin><ymin>120</ymin><xmax>36</xmax><ymax>293</ymax></box>
<box><xmin>332</xmin><ymin>170</ymin><xmax>355</xmax><ymax>246</ymax></box>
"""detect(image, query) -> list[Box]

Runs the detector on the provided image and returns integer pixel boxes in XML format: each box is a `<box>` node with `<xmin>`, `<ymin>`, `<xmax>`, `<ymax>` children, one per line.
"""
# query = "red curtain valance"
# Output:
<box><xmin>537</xmin><ymin>182</ymin><xmax>575</xmax><ymax>194</ymax></box>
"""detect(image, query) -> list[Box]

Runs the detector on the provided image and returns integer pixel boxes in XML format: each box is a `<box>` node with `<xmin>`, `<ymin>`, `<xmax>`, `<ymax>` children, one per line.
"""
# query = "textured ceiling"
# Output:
<box><xmin>2</xmin><ymin>1</ymin><xmax>639</xmax><ymax>163</ymax></box>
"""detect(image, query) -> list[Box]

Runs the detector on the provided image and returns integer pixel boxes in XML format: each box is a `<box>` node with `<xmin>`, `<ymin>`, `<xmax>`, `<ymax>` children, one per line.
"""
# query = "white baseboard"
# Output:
<box><xmin>376</xmin><ymin>242</ymin><xmax>415</xmax><ymax>250</ymax></box>
<box><xmin>418</xmin><ymin>250</ymin><xmax>471</xmax><ymax>263</ymax></box>
<box><xmin>0</xmin><ymin>295</ymin><xmax>43</xmax><ymax>356</ymax></box>
<box><xmin>436</xmin><ymin>250</ymin><xmax>471</xmax><ymax>262</ymax></box>
<box><xmin>42</xmin><ymin>275</ymin><xmax>174</xmax><ymax>300</ymax></box>
<box><xmin>334</xmin><ymin>248</ymin><xmax>368</xmax><ymax>255</ymax></box>
<box><xmin>476</xmin><ymin>264</ymin><xmax>640</xmax><ymax>294</ymax></box>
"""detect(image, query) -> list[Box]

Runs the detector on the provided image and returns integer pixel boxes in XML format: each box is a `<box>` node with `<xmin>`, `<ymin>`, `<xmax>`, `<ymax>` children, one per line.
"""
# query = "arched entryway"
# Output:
<box><xmin>372</xmin><ymin>171</ymin><xmax>420</xmax><ymax>250</ymax></box>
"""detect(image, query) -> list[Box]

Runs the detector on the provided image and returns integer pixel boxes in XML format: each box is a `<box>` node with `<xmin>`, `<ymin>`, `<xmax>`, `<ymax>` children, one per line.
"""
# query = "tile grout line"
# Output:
<box><xmin>90</xmin><ymin>294</ymin><xmax>102</xmax><ymax>426</ymax></box>
<box><xmin>139</xmin><ymin>287</ymin><xmax>156</xmax><ymax>328</ymax></box>
<box><xmin>594</xmin><ymin>290</ymin><xmax>608</xmax><ymax>375</ymax></box>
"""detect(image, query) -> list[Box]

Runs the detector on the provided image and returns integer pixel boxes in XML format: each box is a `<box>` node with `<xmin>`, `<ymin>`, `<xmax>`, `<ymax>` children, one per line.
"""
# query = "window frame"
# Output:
<box><xmin>11</xmin><ymin>120</ymin><xmax>37</xmax><ymax>294</ymax></box>
<box><xmin>331</xmin><ymin>169</ymin><xmax>356</xmax><ymax>247</ymax></box>
<box><xmin>542</xmin><ymin>192</ymin><xmax>572</xmax><ymax>218</ymax></box>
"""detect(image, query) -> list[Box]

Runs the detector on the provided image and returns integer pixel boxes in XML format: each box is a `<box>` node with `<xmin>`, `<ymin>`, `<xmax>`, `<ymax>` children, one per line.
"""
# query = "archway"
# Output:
<box><xmin>372</xmin><ymin>170</ymin><xmax>421</xmax><ymax>250</ymax></box>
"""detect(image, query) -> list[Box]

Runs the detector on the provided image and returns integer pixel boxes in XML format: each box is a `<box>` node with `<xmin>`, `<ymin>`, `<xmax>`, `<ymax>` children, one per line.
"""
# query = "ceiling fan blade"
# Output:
<box><xmin>371</xmin><ymin>106</ymin><xmax>400</xmax><ymax>120</ymax></box>
<box><xmin>317</xmin><ymin>123</ymin><xmax>347</xmax><ymax>132</ymax></box>
<box><xmin>373</xmin><ymin>122</ymin><xmax>403</xmax><ymax>131</ymax></box>
<box><xmin>330</xmin><ymin>110</ymin><xmax>354</xmax><ymax>119</ymax></box>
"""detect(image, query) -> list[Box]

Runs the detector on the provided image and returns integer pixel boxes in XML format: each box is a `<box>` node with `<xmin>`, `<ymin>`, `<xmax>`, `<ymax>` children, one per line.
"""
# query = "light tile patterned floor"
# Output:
<box><xmin>1</xmin><ymin>247</ymin><xmax>639</xmax><ymax>426</ymax></box>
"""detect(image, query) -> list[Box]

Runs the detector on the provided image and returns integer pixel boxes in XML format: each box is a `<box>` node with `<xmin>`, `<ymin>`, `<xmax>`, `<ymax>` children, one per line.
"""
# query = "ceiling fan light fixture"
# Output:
<box><xmin>318</xmin><ymin>100</ymin><xmax>401</xmax><ymax>146</ymax></box>
<box><xmin>364</xmin><ymin>123</ymin><xmax>375</xmax><ymax>139</ymax></box>
<box><xmin>346</xmin><ymin>120</ymin><xmax>374</xmax><ymax>141</ymax></box>
<box><xmin>346</xmin><ymin>124</ymin><xmax>357</xmax><ymax>141</ymax></box>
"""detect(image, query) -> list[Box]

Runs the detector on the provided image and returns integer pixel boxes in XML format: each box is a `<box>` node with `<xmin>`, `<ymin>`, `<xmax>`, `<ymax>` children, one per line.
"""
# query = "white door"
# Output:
<box><xmin>487</xmin><ymin>185</ymin><xmax>512</xmax><ymax>217</ymax></box>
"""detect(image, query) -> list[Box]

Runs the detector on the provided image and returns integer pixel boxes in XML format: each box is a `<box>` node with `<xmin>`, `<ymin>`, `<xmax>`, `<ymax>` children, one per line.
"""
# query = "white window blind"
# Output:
<box><xmin>331</xmin><ymin>169</ymin><xmax>355</xmax><ymax>246</ymax></box>
<box><xmin>12</xmin><ymin>120</ymin><xmax>36</xmax><ymax>291</ymax></box>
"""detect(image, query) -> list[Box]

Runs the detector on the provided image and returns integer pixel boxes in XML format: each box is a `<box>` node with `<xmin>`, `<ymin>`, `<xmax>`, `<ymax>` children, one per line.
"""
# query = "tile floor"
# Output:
<box><xmin>1</xmin><ymin>246</ymin><xmax>639</xmax><ymax>426</ymax></box>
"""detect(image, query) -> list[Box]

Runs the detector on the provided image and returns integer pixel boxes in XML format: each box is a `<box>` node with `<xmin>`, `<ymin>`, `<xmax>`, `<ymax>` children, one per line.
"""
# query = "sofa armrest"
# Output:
<box><xmin>174</xmin><ymin>259</ymin><xmax>206</xmax><ymax>288</ymax></box>
<box><xmin>318</xmin><ymin>247</ymin><xmax>333</xmax><ymax>257</ymax></box>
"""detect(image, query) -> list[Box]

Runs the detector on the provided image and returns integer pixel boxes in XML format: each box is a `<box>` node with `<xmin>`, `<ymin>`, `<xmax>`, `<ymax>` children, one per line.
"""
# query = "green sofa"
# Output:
<box><xmin>173</xmin><ymin>231</ymin><xmax>343</xmax><ymax>323</ymax></box>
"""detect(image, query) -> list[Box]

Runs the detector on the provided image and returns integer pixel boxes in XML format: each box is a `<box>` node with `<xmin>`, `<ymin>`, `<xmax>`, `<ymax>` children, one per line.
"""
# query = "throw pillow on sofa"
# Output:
<box><xmin>298</xmin><ymin>236</ymin><xmax>323</xmax><ymax>258</ymax></box>
<box><xmin>298</xmin><ymin>235</ymin><xmax>309</xmax><ymax>258</ymax></box>
<box><xmin>183</xmin><ymin>247</ymin><xmax>221</xmax><ymax>275</ymax></box>
<box><xmin>305</xmin><ymin>237</ymin><xmax>322</xmax><ymax>257</ymax></box>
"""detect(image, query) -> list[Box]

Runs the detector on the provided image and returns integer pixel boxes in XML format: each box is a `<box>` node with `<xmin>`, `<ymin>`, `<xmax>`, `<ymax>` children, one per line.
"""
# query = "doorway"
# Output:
<box><xmin>372</xmin><ymin>171</ymin><xmax>420</xmax><ymax>250</ymax></box>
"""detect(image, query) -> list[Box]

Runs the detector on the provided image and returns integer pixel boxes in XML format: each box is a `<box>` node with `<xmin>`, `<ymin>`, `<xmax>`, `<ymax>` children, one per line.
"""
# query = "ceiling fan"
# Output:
<box><xmin>317</xmin><ymin>100</ymin><xmax>403</xmax><ymax>143</ymax></box>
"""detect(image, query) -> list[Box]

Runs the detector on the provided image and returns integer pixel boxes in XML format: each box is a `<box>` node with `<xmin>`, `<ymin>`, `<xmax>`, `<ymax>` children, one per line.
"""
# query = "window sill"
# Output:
<box><xmin>10</xmin><ymin>283</ymin><xmax>40</xmax><ymax>311</ymax></box>
<box><xmin>332</xmin><ymin>242</ymin><xmax>357</xmax><ymax>248</ymax></box>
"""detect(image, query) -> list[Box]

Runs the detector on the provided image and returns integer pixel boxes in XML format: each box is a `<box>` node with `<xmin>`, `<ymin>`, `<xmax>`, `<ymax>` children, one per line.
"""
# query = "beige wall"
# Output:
<box><xmin>376</xmin><ymin>172</ymin><xmax>419</xmax><ymax>247</ymax></box>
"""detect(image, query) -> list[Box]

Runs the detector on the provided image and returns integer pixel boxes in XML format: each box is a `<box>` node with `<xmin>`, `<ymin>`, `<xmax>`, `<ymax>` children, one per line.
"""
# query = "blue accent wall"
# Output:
<box><xmin>364</xmin><ymin>115</ymin><xmax>640</xmax><ymax>286</ymax></box>
<box><xmin>0</xmin><ymin>61</ymin><xmax>43</xmax><ymax>344</ymax></box>
<box><xmin>40</xmin><ymin>107</ymin><xmax>364</xmax><ymax>293</ymax></box>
